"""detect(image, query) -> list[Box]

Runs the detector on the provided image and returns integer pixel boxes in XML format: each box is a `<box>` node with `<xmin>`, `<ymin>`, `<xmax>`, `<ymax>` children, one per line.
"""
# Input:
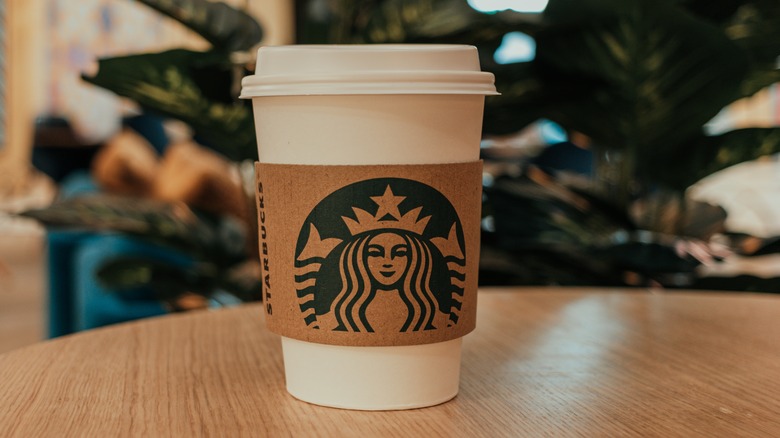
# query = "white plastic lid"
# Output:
<box><xmin>240</xmin><ymin>45</ymin><xmax>498</xmax><ymax>97</ymax></box>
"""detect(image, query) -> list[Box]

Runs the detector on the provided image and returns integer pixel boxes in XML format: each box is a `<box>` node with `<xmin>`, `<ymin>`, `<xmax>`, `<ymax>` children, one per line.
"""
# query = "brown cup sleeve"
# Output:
<box><xmin>255</xmin><ymin>161</ymin><xmax>481</xmax><ymax>347</ymax></box>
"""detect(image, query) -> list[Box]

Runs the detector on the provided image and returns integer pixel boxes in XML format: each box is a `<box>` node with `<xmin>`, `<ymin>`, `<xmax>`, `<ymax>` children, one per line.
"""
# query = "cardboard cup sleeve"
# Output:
<box><xmin>255</xmin><ymin>161</ymin><xmax>482</xmax><ymax>347</ymax></box>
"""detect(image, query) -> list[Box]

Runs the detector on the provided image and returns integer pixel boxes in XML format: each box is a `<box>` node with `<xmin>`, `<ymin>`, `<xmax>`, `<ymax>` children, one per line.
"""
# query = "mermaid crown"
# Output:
<box><xmin>342</xmin><ymin>185</ymin><xmax>430</xmax><ymax>236</ymax></box>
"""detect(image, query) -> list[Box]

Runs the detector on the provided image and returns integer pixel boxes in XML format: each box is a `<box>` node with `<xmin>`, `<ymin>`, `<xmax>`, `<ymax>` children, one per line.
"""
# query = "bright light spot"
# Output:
<box><xmin>468</xmin><ymin>0</ymin><xmax>549</xmax><ymax>14</ymax></box>
<box><xmin>494</xmin><ymin>32</ymin><xmax>536</xmax><ymax>64</ymax></box>
<box><xmin>539</xmin><ymin>119</ymin><xmax>567</xmax><ymax>144</ymax></box>
<box><xmin>482</xmin><ymin>172</ymin><xmax>495</xmax><ymax>187</ymax></box>
<box><xmin>481</xmin><ymin>216</ymin><xmax>495</xmax><ymax>232</ymax></box>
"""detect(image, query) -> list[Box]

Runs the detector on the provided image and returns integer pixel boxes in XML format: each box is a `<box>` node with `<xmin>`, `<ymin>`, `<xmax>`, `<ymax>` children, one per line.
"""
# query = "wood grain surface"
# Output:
<box><xmin>1</xmin><ymin>288</ymin><xmax>779</xmax><ymax>437</ymax></box>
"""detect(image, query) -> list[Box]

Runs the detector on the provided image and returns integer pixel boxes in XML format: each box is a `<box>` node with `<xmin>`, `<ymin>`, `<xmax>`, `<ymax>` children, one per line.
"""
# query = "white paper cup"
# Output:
<box><xmin>241</xmin><ymin>45</ymin><xmax>496</xmax><ymax>410</ymax></box>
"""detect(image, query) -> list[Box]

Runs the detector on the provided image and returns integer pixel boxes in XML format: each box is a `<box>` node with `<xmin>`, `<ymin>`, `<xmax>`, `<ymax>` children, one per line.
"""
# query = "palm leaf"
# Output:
<box><xmin>535</xmin><ymin>0</ymin><xmax>748</xmax><ymax>163</ymax></box>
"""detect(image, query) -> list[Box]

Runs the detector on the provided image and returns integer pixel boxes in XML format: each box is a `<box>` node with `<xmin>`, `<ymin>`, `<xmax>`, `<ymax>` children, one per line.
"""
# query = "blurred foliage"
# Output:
<box><xmin>479</xmin><ymin>172</ymin><xmax>728</xmax><ymax>287</ymax></box>
<box><xmin>32</xmin><ymin>0</ymin><xmax>780</xmax><ymax>300</ymax></box>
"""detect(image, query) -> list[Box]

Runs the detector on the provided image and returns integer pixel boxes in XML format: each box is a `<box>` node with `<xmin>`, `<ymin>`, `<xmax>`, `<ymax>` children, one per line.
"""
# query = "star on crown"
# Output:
<box><xmin>342</xmin><ymin>185</ymin><xmax>431</xmax><ymax>236</ymax></box>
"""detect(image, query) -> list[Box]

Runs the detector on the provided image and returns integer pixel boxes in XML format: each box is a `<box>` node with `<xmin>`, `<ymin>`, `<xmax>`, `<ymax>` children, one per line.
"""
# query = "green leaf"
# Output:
<box><xmin>535</xmin><ymin>0</ymin><xmax>748</xmax><ymax>163</ymax></box>
<box><xmin>82</xmin><ymin>49</ymin><xmax>256</xmax><ymax>161</ymax></box>
<box><xmin>20</xmin><ymin>194</ymin><xmax>247</xmax><ymax>265</ymax></box>
<box><xmin>134</xmin><ymin>0</ymin><xmax>263</xmax><ymax>52</ymax></box>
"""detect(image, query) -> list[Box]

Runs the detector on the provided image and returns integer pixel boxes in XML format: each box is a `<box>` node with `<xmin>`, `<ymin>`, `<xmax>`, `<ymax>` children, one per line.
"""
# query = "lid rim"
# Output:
<box><xmin>242</xmin><ymin>71</ymin><xmax>495</xmax><ymax>84</ymax></box>
<box><xmin>241</xmin><ymin>44</ymin><xmax>498</xmax><ymax>98</ymax></box>
<box><xmin>240</xmin><ymin>90</ymin><xmax>500</xmax><ymax>98</ymax></box>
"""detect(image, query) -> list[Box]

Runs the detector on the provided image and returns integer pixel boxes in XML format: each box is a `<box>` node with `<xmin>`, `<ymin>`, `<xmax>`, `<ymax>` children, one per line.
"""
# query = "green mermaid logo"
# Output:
<box><xmin>293</xmin><ymin>178</ymin><xmax>466</xmax><ymax>333</ymax></box>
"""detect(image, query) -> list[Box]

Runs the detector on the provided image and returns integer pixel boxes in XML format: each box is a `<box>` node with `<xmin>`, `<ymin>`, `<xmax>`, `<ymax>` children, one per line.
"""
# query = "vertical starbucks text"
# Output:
<box><xmin>257</xmin><ymin>179</ymin><xmax>272</xmax><ymax>315</ymax></box>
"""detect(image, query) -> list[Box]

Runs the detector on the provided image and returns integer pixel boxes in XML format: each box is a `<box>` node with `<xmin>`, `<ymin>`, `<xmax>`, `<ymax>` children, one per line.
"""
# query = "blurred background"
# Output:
<box><xmin>2</xmin><ymin>0</ymin><xmax>780</xmax><ymax>353</ymax></box>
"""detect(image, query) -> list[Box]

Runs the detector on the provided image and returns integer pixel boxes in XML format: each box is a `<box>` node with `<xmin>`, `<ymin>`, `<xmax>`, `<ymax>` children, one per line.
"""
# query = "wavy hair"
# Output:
<box><xmin>330</xmin><ymin>230</ymin><xmax>441</xmax><ymax>332</ymax></box>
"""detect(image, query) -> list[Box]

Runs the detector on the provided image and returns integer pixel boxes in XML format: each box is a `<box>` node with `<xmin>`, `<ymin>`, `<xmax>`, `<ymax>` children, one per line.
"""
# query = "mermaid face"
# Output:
<box><xmin>366</xmin><ymin>232</ymin><xmax>409</xmax><ymax>287</ymax></box>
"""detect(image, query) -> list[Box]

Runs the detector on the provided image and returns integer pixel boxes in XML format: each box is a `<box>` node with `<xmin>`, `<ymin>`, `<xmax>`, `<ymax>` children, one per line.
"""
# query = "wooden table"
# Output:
<box><xmin>2</xmin><ymin>288</ymin><xmax>779</xmax><ymax>437</ymax></box>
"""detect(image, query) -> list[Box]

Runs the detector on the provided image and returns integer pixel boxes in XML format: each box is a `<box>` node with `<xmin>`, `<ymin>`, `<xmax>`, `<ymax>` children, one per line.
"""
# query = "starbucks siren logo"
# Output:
<box><xmin>293</xmin><ymin>178</ymin><xmax>466</xmax><ymax>333</ymax></box>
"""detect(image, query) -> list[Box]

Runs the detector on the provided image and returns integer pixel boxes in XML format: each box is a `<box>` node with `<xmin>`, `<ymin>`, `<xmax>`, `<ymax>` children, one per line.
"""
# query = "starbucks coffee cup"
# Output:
<box><xmin>241</xmin><ymin>45</ymin><xmax>497</xmax><ymax>410</ymax></box>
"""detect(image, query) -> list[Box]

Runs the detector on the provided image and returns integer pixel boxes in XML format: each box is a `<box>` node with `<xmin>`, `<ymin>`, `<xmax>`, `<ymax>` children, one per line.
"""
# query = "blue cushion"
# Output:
<box><xmin>73</xmin><ymin>234</ymin><xmax>191</xmax><ymax>332</ymax></box>
<box><xmin>47</xmin><ymin>230</ymin><xmax>193</xmax><ymax>337</ymax></box>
